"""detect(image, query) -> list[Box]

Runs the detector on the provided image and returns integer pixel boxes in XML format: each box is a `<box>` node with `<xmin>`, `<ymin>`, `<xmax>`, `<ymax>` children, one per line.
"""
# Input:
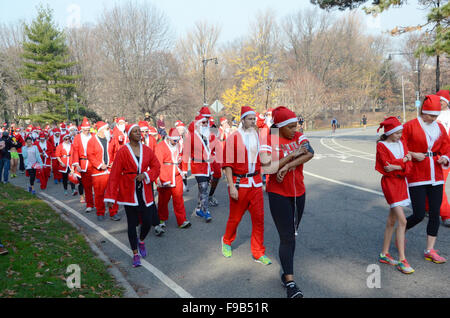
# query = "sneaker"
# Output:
<box><xmin>443</xmin><ymin>219</ymin><xmax>450</xmax><ymax>227</ymax></box>
<box><xmin>221</xmin><ymin>237</ymin><xmax>232</xmax><ymax>258</ymax></box>
<box><xmin>254</xmin><ymin>255</ymin><xmax>272</xmax><ymax>265</ymax></box>
<box><xmin>31</xmin><ymin>190</ymin><xmax>36</xmax><ymax>195</ymax></box>
<box><xmin>110</xmin><ymin>214</ymin><xmax>121</xmax><ymax>221</ymax></box>
<box><xmin>285</xmin><ymin>281</ymin><xmax>304</xmax><ymax>298</ymax></box>
<box><xmin>397</xmin><ymin>259</ymin><xmax>415</xmax><ymax>274</ymax></box>
<box><xmin>85</xmin><ymin>207</ymin><xmax>93</xmax><ymax>213</ymax></box>
<box><xmin>64</xmin><ymin>190</ymin><xmax>68</xmax><ymax>196</ymax></box>
<box><xmin>138</xmin><ymin>242</ymin><xmax>147</xmax><ymax>258</ymax></box>
<box><xmin>208</xmin><ymin>196</ymin><xmax>218</xmax><ymax>207</ymax></box>
<box><xmin>204</xmin><ymin>211</ymin><xmax>212</xmax><ymax>223</ymax></box>
<box><xmin>424</xmin><ymin>249</ymin><xmax>447</xmax><ymax>264</ymax></box>
<box><xmin>379</xmin><ymin>253</ymin><xmax>398</xmax><ymax>266</ymax></box>
<box><xmin>28</xmin><ymin>186</ymin><xmax>32</xmax><ymax>193</ymax></box>
<box><xmin>179</xmin><ymin>220</ymin><xmax>191</xmax><ymax>229</ymax></box>
<box><xmin>72</xmin><ymin>189</ymin><xmax>78</xmax><ymax>196</ymax></box>
<box><xmin>54</xmin><ymin>179</ymin><xmax>58</xmax><ymax>185</ymax></box>
<box><xmin>132</xmin><ymin>254</ymin><xmax>141</xmax><ymax>268</ymax></box>
<box><xmin>195</xmin><ymin>208</ymin><xmax>205</xmax><ymax>218</ymax></box>
<box><xmin>155</xmin><ymin>224</ymin><xmax>165</xmax><ymax>236</ymax></box>
<box><xmin>97</xmin><ymin>215</ymin><xmax>105</xmax><ymax>221</ymax></box>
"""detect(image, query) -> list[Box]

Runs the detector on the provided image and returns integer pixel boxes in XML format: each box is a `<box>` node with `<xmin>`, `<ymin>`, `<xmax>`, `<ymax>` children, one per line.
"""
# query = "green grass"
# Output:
<box><xmin>0</xmin><ymin>183</ymin><xmax>124</xmax><ymax>298</ymax></box>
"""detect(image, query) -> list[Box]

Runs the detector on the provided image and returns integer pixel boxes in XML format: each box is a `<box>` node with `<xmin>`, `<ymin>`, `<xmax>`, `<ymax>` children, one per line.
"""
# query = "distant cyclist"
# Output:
<box><xmin>331</xmin><ymin>118</ymin><xmax>338</xmax><ymax>133</ymax></box>
<box><xmin>297</xmin><ymin>115</ymin><xmax>305</xmax><ymax>133</ymax></box>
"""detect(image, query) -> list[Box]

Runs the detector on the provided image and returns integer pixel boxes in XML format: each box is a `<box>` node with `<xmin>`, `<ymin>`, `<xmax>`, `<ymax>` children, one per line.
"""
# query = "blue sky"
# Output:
<box><xmin>0</xmin><ymin>0</ymin><xmax>429</xmax><ymax>44</ymax></box>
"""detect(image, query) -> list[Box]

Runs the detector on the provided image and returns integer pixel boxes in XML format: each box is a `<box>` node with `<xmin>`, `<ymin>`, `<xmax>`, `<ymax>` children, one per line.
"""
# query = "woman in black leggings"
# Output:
<box><xmin>260</xmin><ymin>106</ymin><xmax>314</xmax><ymax>298</ymax></box>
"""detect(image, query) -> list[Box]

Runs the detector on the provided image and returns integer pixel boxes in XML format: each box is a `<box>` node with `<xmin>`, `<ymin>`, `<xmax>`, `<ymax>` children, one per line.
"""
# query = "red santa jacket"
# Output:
<box><xmin>86</xmin><ymin>135</ymin><xmax>116</xmax><ymax>177</ymax></box>
<box><xmin>48</xmin><ymin>134</ymin><xmax>62</xmax><ymax>159</ymax></box>
<box><xmin>155</xmin><ymin>139</ymin><xmax>187</xmax><ymax>187</ymax></box>
<box><xmin>104</xmin><ymin>143</ymin><xmax>160</xmax><ymax>207</ymax></box>
<box><xmin>55</xmin><ymin>143</ymin><xmax>72</xmax><ymax>173</ymax></box>
<box><xmin>401</xmin><ymin>117</ymin><xmax>450</xmax><ymax>187</ymax></box>
<box><xmin>375</xmin><ymin>141</ymin><xmax>412</xmax><ymax>178</ymax></box>
<box><xmin>71</xmin><ymin>133</ymin><xmax>93</xmax><ymax>172</ymax></box>
<box><xmin>142</xmin><ymin>134</ymin><xmax>157</xmax><ymax>152</ymax></box>
<box><xmin>14</xmin><ymin>133</ymin><xmax>25</xmax><ymax>154</ymax></box>
<box><xmin>222</xmin><ymin>128</ymin><xmax>263</xmax><ymax>188</ymax></box>
<box><xmin>182</xmin><ymin>130</ymin><xmax>216</xmax><ymax>177</ymax></box>
<box><xmin>34</xmin><ymin>140</ymin><xmax>54</xmax><ymax>167</ymax></box>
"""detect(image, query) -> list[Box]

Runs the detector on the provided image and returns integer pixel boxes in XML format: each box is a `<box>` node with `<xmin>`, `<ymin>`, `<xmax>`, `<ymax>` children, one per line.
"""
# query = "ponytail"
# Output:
<box><xmin>376</xmin><ymin>134</ymin><xmax>388</xmax><ymax>143</ymax></box>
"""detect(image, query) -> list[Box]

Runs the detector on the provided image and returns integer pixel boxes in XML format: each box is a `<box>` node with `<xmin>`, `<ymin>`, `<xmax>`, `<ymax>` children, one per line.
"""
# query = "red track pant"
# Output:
<box><xmin>38</xmin><ymin>166</ymin><xmax>51</xmax><ymax>190</ymax></box>
<box><xmin>81</xmin><ymin>171</ymin><xmax>94</xmax><ymax>209</ymax></box>
<box><xmin>52</xmin><ymin>159</ymin><xmax>62</xmax><ymax>181</ymax></box>
<box><xmin>92</xmin><ymin>174</ymin><xmax>118</xmax><ymax>216</ymax></box>
<box><xmin>223</xmin><ymin>186</ymin><xmax>266</xmax><ymax>259</ymax></box>
<box><xmin>157</xmin><ymin>176</ymin><xmax>187</xmax><ymax>226</ymax></box>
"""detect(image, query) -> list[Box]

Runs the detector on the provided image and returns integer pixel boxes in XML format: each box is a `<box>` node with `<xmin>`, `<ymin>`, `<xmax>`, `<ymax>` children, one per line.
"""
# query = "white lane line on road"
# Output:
<box><xmin>39</xmin><ymin>192</ymin><xmax>194</xmax><ymax>299</ymax></box>
<box><xmin>331</xmin><ymin>138</ymin><xmax>375</xmax><ymax>156</ymax></box>
<box><xmin>303</xmin><ymin>170</ymin><xmax>383</xmax><ymax>196</ymax></box>
<box><xmin>319</xmin><ymin>138</ymin><xmax>375</xmax><ymax>161</ymax></box>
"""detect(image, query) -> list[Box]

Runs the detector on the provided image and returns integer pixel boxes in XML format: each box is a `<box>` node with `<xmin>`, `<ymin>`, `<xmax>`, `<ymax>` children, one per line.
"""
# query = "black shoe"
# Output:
<box><xmin>286</xmin><ymin>281</ymin><xmax>303</xmax><ymax>298</ymax></box>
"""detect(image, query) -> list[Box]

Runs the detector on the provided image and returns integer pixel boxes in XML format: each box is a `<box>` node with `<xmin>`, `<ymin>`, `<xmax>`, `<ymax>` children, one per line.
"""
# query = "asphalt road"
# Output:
<box><xmin>10</xmin><ymin>126</ymin><xmax>450</xmax><ymax>298</ymax></box>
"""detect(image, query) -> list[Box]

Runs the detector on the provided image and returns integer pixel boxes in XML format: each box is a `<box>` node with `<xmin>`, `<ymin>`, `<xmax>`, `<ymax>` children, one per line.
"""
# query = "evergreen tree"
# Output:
<box><xmin>20</xmin><ymin>5</ymin><xmax>78</xmax><ymax>124</ymax></box>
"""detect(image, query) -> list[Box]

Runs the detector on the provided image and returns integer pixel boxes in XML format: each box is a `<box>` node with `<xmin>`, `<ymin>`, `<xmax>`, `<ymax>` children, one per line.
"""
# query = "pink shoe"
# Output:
<box><xmin>424</xmin><ymin>249</ymin><xmax>447</xmax><ymax>264</ymax></box>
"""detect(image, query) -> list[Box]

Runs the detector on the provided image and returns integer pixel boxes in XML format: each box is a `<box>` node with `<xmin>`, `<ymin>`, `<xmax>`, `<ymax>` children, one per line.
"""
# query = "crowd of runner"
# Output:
<box><xmin>1</xmin><ymin>89</ymin><xmax>450</xmax><ymax>298</ymax></box>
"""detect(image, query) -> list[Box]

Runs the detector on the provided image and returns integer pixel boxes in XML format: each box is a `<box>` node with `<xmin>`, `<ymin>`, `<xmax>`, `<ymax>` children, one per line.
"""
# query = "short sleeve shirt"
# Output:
<box><xmin>260</xmin><ymin>131</ymin><xmax>308</xmax><ymax>197</ymax></box>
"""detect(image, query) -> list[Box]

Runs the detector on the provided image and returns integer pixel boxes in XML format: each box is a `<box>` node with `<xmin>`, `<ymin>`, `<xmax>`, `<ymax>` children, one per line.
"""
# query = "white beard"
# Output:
<box><xmin>118</xmin><ymin>124</ymin><xmax>125</xmax><ymax>132</ymax></box>
<box><xmin>200</xmin><ymin>127</ymin><xmax>210</xmax><ymax>139</ymax></box>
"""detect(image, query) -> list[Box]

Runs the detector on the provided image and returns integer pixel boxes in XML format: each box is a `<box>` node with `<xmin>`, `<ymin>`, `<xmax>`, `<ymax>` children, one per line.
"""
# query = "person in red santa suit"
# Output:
<box><xmin>71</xmin><ymin>117</ymin><xmax>95</xmax><ymax>212</ymax></box>
<box><xmin>435</xmin><ymin>89</ymin><xmax>450</xmax><ymax>227</ymax></box>
<box><xmin>87</xmin><ymin>121</ymin><xmax>120</xmax><ymax>221</ymax></box>
<box><xmin>221</xmin><ymin>106</ymin><xmax>272</xmax><ymax>266</ymax></box>
<box><xmin>104</xmin><ymin>124</ymin><xmax>161</xmax><ymax>267</ymax></box>
<box><xmin>402</xmin><ymin>94</ymin><xmax>450</xmax><ymax>264</ymax></box>
<box><xmin>182</xmin><ymin>110</ymin><xmax>215</xmax><ymax>222</ymax></box>
<box><xmin>208</xmin><ymin>117</ymin><xmax>223</xmax><ymax>207</ymax></box>
<box><xmin>112</xmin><ymin>117</ymin><xmax>128</xmax><ymax>151</ymax></box>
<box><xmin>175</xmin><ymin>120</ymin><xmax>190</xmax><ymax>192</ymax></box>
<box><xmin>55</xmin><ymin>134</ymin><xmax>76</xmax><ymax>195</ymax></box>
<box><xmin>49</xmin><ymin>128</ymin><xmax>63</xmax><ymax>184</ymax></box>
<box><xmin>34</xmin><ymin>132</ymin><xmax>54</xmax><ymax>190</ymax></box>
<box><xmin>59</xmin><ymin>123</ymin><xmax>67</xmax><ymax>136</ymax></box>
<box><xmin>155</xmin><ymin>128</ymin><xmax>191</xmax><ymax>231</ymax></box>
<box><xmin>139</xmin><ymin>121</ymin><xmax>157</xmax><ymax>152</ymax></box>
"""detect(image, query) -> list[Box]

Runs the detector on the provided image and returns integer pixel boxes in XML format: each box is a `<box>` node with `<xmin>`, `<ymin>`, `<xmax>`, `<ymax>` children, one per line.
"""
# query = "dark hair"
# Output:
<box><xmin>376</xmin><ymin>134</ymin><xmax>388</xmax><ymax>143</ymax></box>
<box><xmin>269</xmin><ymin>123</ymin><xmax>278</xmax><ymax>135</ymax></box>
<box><xmin>25</xmin><ymin>136</ymin><xmax>32</xmax><ymax>142</ymax></box>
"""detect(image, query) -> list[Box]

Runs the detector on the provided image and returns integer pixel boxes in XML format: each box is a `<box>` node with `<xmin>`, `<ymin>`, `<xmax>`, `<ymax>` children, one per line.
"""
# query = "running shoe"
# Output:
<box><xmin>285</xmin><ymin>281</ymin><xmax>304</xmax><ymax>298</ymax></box>
<box><xmin>195</xmin><ymin>209</ymin><xmax>205</xmax><ymax>218</ymax></box>
<box><xmin>154</xmin><ymin>224</ymin><xmax>165</xmax><ymax>236</ymax></box>
<box><xmin>110</xmin><ymin>214</ymin><xmax>121</xmax><ymax>221</ymax></box>
<box><xmin>72</xmin><ymin>189</ymin><xmax>78</xmax><ymax>196</ymax></box>
<box><xmin>208</xmin><ymin>196</ymin><xmax>218</xmax><ymax>207</ymax></box>
<box><xmin>397</xmin><ymin>259</ymin><xmax>415</xmax><ymax>274</ymax></box>
<box><xmin>132</xmin><ymin>254</ymin><xmax>141</xmax><ymax>268</ymax></box>
<box><xmin>378</xmin><ymin>253</ymin><xmax>398</xmax><ymax>266</ymax></box>
<box><xmin>179</xmin><ymin>221</ymin><xmax>191</xmax><ymax>229</ymax></box>
<box><xmin>138</xmin><ymin>242</ymin><xmax>147</xmax><ymax>258</ymax></box>
<box><xmin>424</xmin><ymin>249</ymin><xmax>447</xmax><ymax>264</ymax></box>
<box><xmin>204</xmin><ymin>211</ymin><xmax>212</xmax><ymax>223</ymax></box>
<box><xmin>254</xmin><ymin>255</ymin><xmax>272</xmax><ymax>265</ymax></box>
<box><xmin>85</xmin><ymin>207</ymin><xmax>93</xmax><ymax>213</ymax></box>
<box><xmin>221</xmin><ymin>237</ymin><xmax>232</xmax><ymax>258</ymax></box>
<box><xmin>28</xmin><ymin>186</ymin><xmax>32</xmax><ymax>193</ymax></box>
<box><xmin>64</xmin><ymin>190</ymin><xmax>68</xmax><ymax>196</ymax></box>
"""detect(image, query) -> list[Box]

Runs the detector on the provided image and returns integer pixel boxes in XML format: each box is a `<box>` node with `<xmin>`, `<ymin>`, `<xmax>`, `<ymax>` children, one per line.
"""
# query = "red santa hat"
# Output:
<box><xmin>63</xmin><ymin>133</ymin><xmax>71</xmax><ymax>140</ymax></box>
<box><xmin>377</xmin><ymin>116</ymin><xmax>403</xmax><ymax>136</ymax></box>
<box><xmin>241</xmin><ymin>106</ymin><xmax>256</xmax><ymax>120</ymax></box>
<box><xmin>267</xmin><ymin>108</ymin><xmax>274</xmax><ymax>115</ymax></box>
<box><xmin>175</xmin><ymin>120</ymin><xmax>185</xmax><ymax>128</ymax></box>
<box><xmin>39</xmin><ymin>132</ymin><xmax>46</xmax><ymax>139</ymax></box>
<box><xmin>421</xmin><ymin>95</ymin><xmax>441</xmax><ymax>116</ymax></box>
<box><xmin>198</xmin><ymin>106</ymin><xmax>211</xmax><ymax>118</ymax></box>
<box><xmin>52</xmin><ymin>128</ymin><xmax>61</xmax><ymax>134</ymax></box>
<box><xmin>117</xmin><ymin>117</ymin><xmax>126</xmax><ymax>123</ymax></box>
<box><xmin>148</xmin><ymin>126</ymin><xmax>158</xmax><ymax>135</ymax></box>
<box><xmin>126</xmin><ymin>123</ymin><xmax>139</xmax><ymax>136</ymax></box>
<box><xmin>220</xmin><ymin>117</ymin><xmax>228</xmax><ymax>125</ymax></box>
<box><xmin>80</xmin><ymin>117</ymin><xmax>90</xmax><ymax>129</ymax></box>
<box><xmin>167</xmin><ymin>128</ymin><xmax>181</xmax><ymax>141</ymax></box>
<box><xmin>138</xmin><ymin>121</ymin><xmax>149</xmax><ymax>131</ymax></box>
<box><xmin>436</xmin><ymin>90</ymin><xmax>450</xmax><ymax>104</ymax></box>
<box><xmin>272</xmin><ymin>106</ymin><xmax>298</xmax><ymax>128</ymax></box>
<box><xmin>60</xmin><ymin>123</ymin><xmax>66</xmax><ymax>129</ymax></box>
<box><xmin>96</xmin><ymin>121</ymin><xmax>109</xmax><ymax>132</ymax></box>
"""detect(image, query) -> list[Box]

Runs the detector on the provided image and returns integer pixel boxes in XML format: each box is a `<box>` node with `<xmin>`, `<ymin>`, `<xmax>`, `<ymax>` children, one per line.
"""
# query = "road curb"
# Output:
<box><xmin>40</xmin><ymin>195</ymin><xmax>140</xmax><ymax>298</ymax></box>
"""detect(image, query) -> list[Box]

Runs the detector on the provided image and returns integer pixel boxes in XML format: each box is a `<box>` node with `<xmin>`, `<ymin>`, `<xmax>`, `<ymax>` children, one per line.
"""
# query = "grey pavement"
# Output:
<box><xmin>8</xmin><ymin>126</ymin><xmax>450</xmax><ymax>298</ymax></box>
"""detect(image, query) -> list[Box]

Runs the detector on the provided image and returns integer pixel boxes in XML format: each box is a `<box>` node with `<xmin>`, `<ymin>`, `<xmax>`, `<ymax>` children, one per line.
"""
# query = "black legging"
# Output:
<box><xmin>62</xmin><ymin>172</ymin><xmax>75</xmax><ymax>191</ymax></box>
<box><xmin>125</xmin><ymin>203</ymin><xmax>155</xmax><ymax>251</ymax></box>
<box><xmin>407</xmin><ymin>184</ymin><xmax>443</xmax><ymax>237</ymax></box>
<box><xmin>27</xmin><ymin>169</ymin><xmax>36</xmax><ymax>186</ymax></box>
<box><xmin>268</xmin><ymin>192</ymin><xmax>305</xmax><ymax>276</ymax></box>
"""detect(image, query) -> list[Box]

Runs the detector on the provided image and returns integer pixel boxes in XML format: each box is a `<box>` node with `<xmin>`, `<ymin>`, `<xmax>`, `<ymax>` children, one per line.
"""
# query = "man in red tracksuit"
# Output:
<box><xmin>71</xmin><ymin>117</ymin><xmax>95</xmax><ymax>213</ymax></box>
<box><xmin>221</xmin><ymin>106</ymin><xmax>272</xmax><ymax>265</ymax></box>
<box><xmin>87</xmin><ymin>121</ymin><xmax>120</xmax><ymax>221</ymax></box>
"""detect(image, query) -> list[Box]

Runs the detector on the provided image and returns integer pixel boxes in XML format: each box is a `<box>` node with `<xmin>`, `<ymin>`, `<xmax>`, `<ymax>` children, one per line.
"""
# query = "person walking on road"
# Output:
<box><xmin>259</xmin><ymin>106</ymin><xmax>314</xmax><ymax>298</ymax></box>
<box><xmin>55</xmin><ymin>134</ymin><xmax>76</xmax><ymax>196</ymax></box>
<box><xmin>375</xmin><ymin>117</ymin><xmax>414</xmax><ymax>274</ymax></box>
<box><xmin>402</xmin><ymin>95</ymin><xmax>450</xmax><ymax>264</ymax></box>
<box><xmin>331</xmin><ymin>118</ymin><xmax>338</xmax><ymax>134</ymax></box>
<box><xmin>221</xmin><ymin>106</ymin><xmax>272</xmax><ymax>266</ymax></box>
<box><xmin>104</xmin><ymin>124</ymin><xmax>161</xmax><ymax>268</ymax></box>
<box><xmin>22</xmin><ymin>136</ymin><xmax>43</xmax><ymax>195</ymax></box>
